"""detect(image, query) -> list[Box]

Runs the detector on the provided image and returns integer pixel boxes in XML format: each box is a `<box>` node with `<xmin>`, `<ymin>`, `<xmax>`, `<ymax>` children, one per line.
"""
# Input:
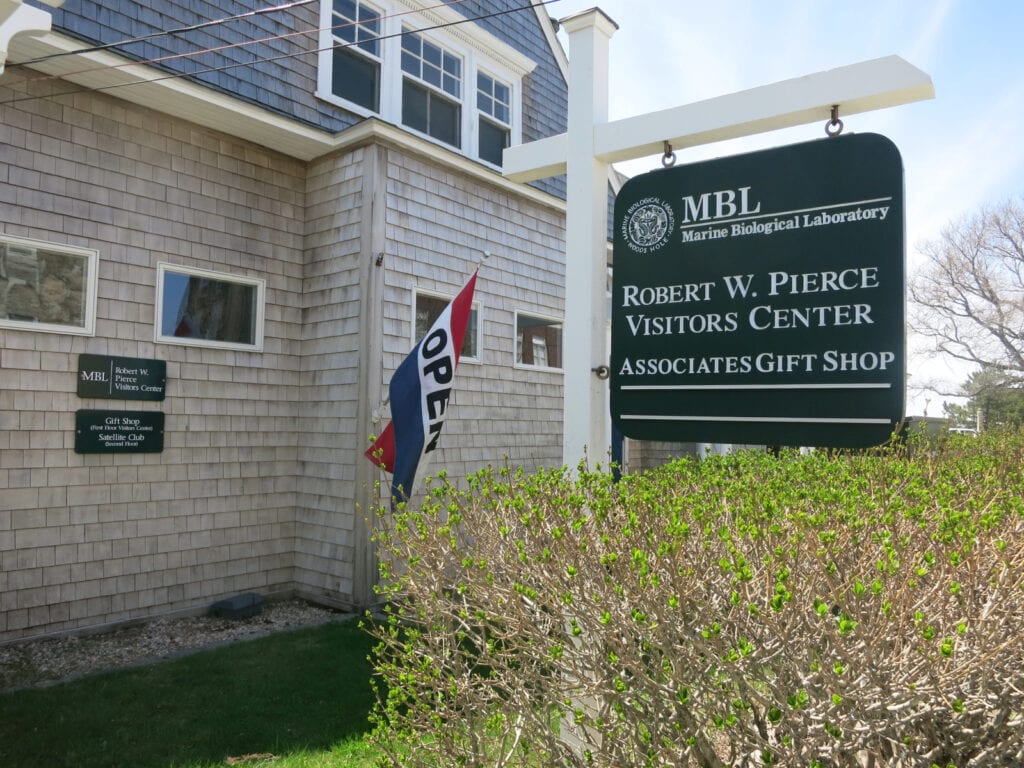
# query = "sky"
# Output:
<box><xmin>549</xmin><ymin>0</ymin><xmax>1024</xmax><ymax>417</ymax></box>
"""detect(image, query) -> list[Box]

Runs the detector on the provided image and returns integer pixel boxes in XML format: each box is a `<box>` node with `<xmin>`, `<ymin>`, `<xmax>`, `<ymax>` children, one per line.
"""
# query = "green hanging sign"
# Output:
<box><xmin>611</xmin><ymin>133</ymin><xmax>905</xmax><ymax>448</ymax></box>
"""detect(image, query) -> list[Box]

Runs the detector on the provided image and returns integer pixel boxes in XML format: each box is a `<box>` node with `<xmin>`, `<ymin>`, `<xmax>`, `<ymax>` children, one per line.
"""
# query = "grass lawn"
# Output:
<box><xmin>0</xmin><ymin>620</ymin><xmax>381</xmax><ymax>768</ymax></box>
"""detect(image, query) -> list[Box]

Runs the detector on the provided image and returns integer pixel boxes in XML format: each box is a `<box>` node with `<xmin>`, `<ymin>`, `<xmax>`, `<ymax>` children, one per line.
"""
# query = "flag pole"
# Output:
<box><xmin>372</xmin><ymin>251</ymin><xmax>489</xmax><ymax>421</ymax></box>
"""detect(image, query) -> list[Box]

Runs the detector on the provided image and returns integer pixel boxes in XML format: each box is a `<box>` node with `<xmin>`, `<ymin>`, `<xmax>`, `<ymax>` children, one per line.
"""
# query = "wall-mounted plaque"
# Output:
<box><xmin>77</xmin><ymin>354</ymin><xmax>167</xmax><ymax>401</ymax></box>
<box><xmin>74</xmin><ymin>410</ymin><xmax>165</xmax><ymax>454</ymax></box>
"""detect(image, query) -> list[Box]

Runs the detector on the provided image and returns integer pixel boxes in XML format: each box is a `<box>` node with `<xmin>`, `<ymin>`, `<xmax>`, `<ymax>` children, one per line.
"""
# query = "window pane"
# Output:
<box><xmin>358</xmin><ymin>4</ymin><xmax>380</xmax><ymax>27</ymax></box>
<box><xmin>442</xmin><ymin>73</ymin><xmax>459</xmax><ymax>98</ymax></box>
<box><xmin>401</xmin><ymin>30</ymin><xmax>462</xmax><ymax>100</ymax></box>
<box><xmin>477</xmin><ymin>72</ymin><xmax>510</xmax><ymax>124</ymax></box>
<box><xmin>416</xmin><ymin>294</ymin><xmax>478</xmax><ymax>359</ymax></box>
<box><xmin>333</xmin><ymin>0</ymin><xmax>379</xmax><ymax>55</ymax></box>
<box><xmin>334</xmin><ymin>0</ymin><xmax>356</xmax><ymax>20</ymax></box>
<box><xmin>336</xmin><ymin>23</ymin><xmax>355</xmax><ymax>44</ymax></box>
<box><xmin>516</xmin><ymin>314</ymin><xmax>561</xmax><ymax>368</ymax></box>
<box><xmin>401</xmin><ymin>32</ymin><xmax>419</xmax><ymax>59</ymax></box>
<box><xmin>423</xmin><ymin>40</ymin><xmax>442</xmax><ymax>68</ymax></box>
<box><xmin>444</xmin><ymin>52</ymin><xmax>460</xmax><ymax>75</ymax></box>
<box><xmin>0</xmin><ymin>241</ymin><xmax>90</xmax><ymax>329</ymax></box>
<box><xmin>333</xmin><ymin>46</ymin><xmax>380</xmax><ymax>111</ymax></box>
<box><xmin>401</xmin><ymin>50</ymin><xmax>417</xmax><ymax>76</ymax></box>
<box><xmin>403</xmin><ymin>80</ymin><xmax>460</xmax><ymax>147</ymax></box>
<box><xmin>161</xmin><ymin>271</ymin><xmax>257</xmax><ymax>346</ymax></box>
<box><xmin>402</xmin><ymin>80</ymin><xmax>429</xmax><ymax>133</ymax></box>
<box><xmin>479</xmin><ymin>117</ymin><xmax>509</xmax><ymax>166</ymax></box>
<box><xmin>443</xmin><ymin>53</ymin><xmax>461</xmax><ymax>96</ymax></box>
<box><xmin>423</xmin><ymin>63</ymin><xmax>442</xmax><ymax>89</ymax></box>
<box><xmin>357</xmin><ymin>26</ymin><xmax>379</xmax><ymax>56</ymax></box>
<box><xmin>494</xmin><ymin>81</ymin><xmax>509</xmax><ymax>106</ymax></box>
<box><xmin>430</xmin><ymin>94</ymin><xmax>460</xmax><ymax>146</ymax></box>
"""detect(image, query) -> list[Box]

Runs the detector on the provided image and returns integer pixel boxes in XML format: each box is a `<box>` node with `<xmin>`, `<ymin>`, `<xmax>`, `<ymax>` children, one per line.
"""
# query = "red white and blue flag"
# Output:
<box><xmin>365</xmin><ymin>270</ymin><xmax>478</xmax><ymax>502</ymax></box>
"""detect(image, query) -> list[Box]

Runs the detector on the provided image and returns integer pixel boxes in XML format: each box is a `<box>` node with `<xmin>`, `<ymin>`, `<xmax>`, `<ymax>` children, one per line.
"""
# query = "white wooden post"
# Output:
<box><xmin>561</xmin><ymin>9</ymin><xmax>617</xmax><ymax>470</ymax></box>
<box><xmin>505</xmin><ymin>9</ymin><xmax>934</xmax><ymax>471</ymax></box>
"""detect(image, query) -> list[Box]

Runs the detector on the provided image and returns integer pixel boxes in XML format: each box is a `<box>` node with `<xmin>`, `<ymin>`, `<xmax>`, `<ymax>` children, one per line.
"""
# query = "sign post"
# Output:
<box><xmin>611</xmin><ymin>134</ymin><xmax>905</xmax><ymax>447</ymax></box>
<box><xmin>503</xmin><ymin>9</ymin><xmax>933</xmax><ymax>466</ymax></box>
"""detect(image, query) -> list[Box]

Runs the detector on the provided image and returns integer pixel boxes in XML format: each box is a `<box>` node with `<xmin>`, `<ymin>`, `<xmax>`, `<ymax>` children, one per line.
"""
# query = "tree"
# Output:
<box><xmin>944</xmin><ymin>365</ymin><xmax>1024</xmax><ymax>429</ymax></box>
<box><xmin>909</xmin><ymin>199</ymin><xmax>1024</xmax><ymax>390</ymax></box>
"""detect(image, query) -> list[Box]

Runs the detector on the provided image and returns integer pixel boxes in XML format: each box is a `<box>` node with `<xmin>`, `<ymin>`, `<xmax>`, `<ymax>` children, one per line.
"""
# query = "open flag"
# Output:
<box><xmin>365</xmin><ymin>270</ymin><xmax>478</xmax><ymax>502</ymax></box>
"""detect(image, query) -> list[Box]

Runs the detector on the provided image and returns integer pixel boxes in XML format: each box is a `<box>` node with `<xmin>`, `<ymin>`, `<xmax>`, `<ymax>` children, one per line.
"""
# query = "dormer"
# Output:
<box><xmin>316</xmin><ymin>0</ymin><xmax>536</xmax><ymax>169</ymax></box>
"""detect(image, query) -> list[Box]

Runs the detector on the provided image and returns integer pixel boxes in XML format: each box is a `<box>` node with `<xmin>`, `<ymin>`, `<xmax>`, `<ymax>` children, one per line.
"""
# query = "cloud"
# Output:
<box><xmin>904</xmin><ymin>0</ymin><xmax>957</xmax><ymax>67</ymax></box>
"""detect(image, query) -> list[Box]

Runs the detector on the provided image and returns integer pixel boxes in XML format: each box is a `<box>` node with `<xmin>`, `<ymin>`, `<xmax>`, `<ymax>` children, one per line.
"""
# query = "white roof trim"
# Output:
<box><xmin>334</xmin><ymin>119</ymin><xmax>565</xmax><ymax>212</ymax></box>
<box><xmin>7</xmin><ymin>31</ymin><xmax>564</xmax><ymax>211</ymax></box>
<box><xmin>531</xmin><ymin>3</ymin><xmax>568</xmax><ymax>80</ymax></box>
<box><xmin>10</xmin><ymin>30</ymin><xmax>338</xmax><ymax>158</ymax></box>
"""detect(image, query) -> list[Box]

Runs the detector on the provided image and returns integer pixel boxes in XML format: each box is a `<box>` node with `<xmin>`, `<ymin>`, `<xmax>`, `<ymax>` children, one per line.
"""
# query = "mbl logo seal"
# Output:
<box><xmin>622</xmin><ymin>197</ymin><xmax>674</xmax><ymax>254</ymax></box>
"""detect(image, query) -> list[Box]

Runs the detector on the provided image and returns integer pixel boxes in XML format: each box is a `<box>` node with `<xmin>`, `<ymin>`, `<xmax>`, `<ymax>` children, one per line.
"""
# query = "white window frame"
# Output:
<box><xmin>513</xmin><ymin>309</ymin><xmax>563</xmax><ymax>372</ymax></box>
<box><xmin>477</xmin><ymin>69</ymin><xmax>512</xmax><ymax>166</ymax></box>
<box><xmin>412</xmin><ymin>287</ymin><xmax>481</xmax><ymax>364</ymax></box>
<box><xmin>327</xmin><ymin>0</ymin><xmax>383</xmax><ymax>112</ymax></box>
<box><xmin>400</xmin><ymin>25</ymin><xmax>464</xmax><ymax>149</ymax></box>
<box><xmin>316</xmin><ymin>0</ymin><xmax>532</xmax><ymax>167</ymax></box>
<box><xmin>155</xmin><ymin>263</ymin><xmax>266</xmax><ymax>352</ymax></box>
<box><xmin>0</xmin><ymin>234</ymin><xmax>98</xmax><ymax>336</ymax></box>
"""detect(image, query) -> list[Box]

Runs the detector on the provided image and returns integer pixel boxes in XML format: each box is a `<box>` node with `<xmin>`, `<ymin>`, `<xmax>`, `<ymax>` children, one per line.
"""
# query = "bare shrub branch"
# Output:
<box><xmin>367</xmin><ymin>433</ymin><xmax>1024</xmax><ymax>767</ymax></box>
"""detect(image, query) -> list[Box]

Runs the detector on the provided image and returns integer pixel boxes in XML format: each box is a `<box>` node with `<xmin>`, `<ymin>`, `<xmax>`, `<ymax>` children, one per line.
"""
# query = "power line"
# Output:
<box><xmin>2</xmin><ymin>0</ymin><xmax>559</xmax><ymax>109</ymax></box>
<box><xmin>8</xmin><ymin>0</ymin><xmax>473</xmax><ymax>87</ymax></box>
<box><xmin>15</xmin><ymin>0</ymin><xmax>320</xmax><ymax>67</ymax></box>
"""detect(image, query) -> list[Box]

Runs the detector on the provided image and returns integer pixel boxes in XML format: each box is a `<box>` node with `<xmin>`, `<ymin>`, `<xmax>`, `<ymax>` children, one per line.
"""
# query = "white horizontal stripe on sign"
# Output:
<box><xmin>620</xmin><ymin>383</ymin><xmax>892</xmax><ymax>391</ymax></box>
<box><xmin>620</xmin><ymin>415</ymin><xmax>894</xmax><ymax>425</ymax></box>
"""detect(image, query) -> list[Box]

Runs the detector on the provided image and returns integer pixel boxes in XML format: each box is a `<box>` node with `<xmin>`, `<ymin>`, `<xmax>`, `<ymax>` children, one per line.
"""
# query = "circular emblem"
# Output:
<box><xmin>622</xmin><ymin>198</ymin><xmax>674</xmax><ymax>253</ymax></box>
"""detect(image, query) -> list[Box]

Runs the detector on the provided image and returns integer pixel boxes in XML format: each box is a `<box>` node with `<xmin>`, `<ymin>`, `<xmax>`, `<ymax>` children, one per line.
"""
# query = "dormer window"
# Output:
<box><xmin>477</xmin><ymin>72</ymin><xmax>511</xmax><ymax>166</ymax></box>
<box><xmin>400</xmin><ymin>28</ymin><xmax>462</xmax><ymax>147</ymax></box>
<box><xmin>330</xmin><ymin>0</ymin><xmax>382</xmax><ymax>112</ymax></box>
<box><xmin>317</xmin><ymin>0</ymin><xmax>536</xmax><ymax>167</ymax></box>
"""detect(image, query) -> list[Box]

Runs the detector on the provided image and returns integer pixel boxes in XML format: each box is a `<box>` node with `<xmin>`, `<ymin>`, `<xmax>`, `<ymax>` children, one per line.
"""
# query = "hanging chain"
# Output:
<box><xmin>825</xmin><ymin>104</ymin><xmax>844</xmax><ymax>137</ymax></box>
<box><xmin>662</xmin><ymin>141</ymin><xmax>677</xmax><ymax>167</ymax></box>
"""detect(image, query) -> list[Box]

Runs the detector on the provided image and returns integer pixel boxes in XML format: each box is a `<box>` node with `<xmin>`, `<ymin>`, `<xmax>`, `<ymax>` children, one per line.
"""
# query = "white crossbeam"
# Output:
<box><xmin>505</xmin><ymin>55</ymin><xmax>934</xmax><ymax>182</ymax></box>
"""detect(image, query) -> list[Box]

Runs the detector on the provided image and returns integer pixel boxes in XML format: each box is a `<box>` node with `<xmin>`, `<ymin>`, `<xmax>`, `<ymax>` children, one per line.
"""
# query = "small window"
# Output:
<box><xmin>477</xmin><ymin>72</ymin><xmax>510</xmax><ymax>166</ymax></box>
<box><xmin>401</xmin><ymin>28</ymin><xmax>462</xmax><ymax>147</ymax></box>
<box><xmin>156</xmin><ymin>264</ymin><xmax>265</xmax><ymax>350</ymax></box>
<box><xmin>0</xmin><ymin>235</ymin><xmax>98</xmax><ymax>335</ymax></box>
<box><xmin>331</xmin><ymin>0</ymin><xmax>382</xmax><ymax>111</ymax></box>
<box><xmin>415</xmin><ymin>290</ymin><xmax>479</xmax><ymax>362</ymax></box>
<box><xmin>515</xmin><ymin>312</ymin><xmax>562</xmax><ymax>370</ymax></box>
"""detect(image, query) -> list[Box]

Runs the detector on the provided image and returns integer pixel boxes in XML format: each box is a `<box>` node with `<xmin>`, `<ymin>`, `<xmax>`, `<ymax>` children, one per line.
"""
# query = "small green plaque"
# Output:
<box><xmin>77</xmin><ymin>354</ymin><xmax>167</xmax><ymax>401</ymax></box>
<box><xmin>611</xmin><ymin>133</ymin><xmax>905</xmax><ymax>448</ymax></box>
<box><xmin>75</xmin><ymin>410</ymin><xmax>165</xmax><ymax>454</ymax></box>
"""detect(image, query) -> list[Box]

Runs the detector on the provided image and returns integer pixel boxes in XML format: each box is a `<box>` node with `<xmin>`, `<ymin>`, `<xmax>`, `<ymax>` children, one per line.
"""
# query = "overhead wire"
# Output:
<box><xmin>14</xmin><ymin>0</ymin><xmax>320</xmax><ymax>67</ymax></box>
<box><xmin>0</xmin><ymin>0</ymin><xmax>562</xmax><ymax>108</ymax></box>
<box><xmin>6</xmin><ymin>0</ymin><xmax>472</xmax><ymax>87</ymax></box>
<box><xmin>11</xmin><ymin>0</ymin><xmax>471</xmax><ymax>88</ymax></box>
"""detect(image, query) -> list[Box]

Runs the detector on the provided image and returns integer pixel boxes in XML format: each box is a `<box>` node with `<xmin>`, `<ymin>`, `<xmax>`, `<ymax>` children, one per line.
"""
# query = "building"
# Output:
<box><xmin>0</xmin><ymin>0</ymin><xmax>611</xmax><ymax>642</ymax></box>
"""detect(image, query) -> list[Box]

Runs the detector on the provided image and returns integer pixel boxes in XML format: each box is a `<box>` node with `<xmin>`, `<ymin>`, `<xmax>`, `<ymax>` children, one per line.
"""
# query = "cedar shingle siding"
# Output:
<box><xmin>1</xmin><ymin>0</ymin><xmax>571</xmax><ymax>641</ymax></box>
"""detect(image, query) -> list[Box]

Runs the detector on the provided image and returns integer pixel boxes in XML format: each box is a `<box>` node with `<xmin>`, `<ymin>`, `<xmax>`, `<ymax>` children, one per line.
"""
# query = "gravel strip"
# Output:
<box><xmin>0</xmin><ymin>598</ymin><xmax>354</xmax><ymax>693</ymax></box>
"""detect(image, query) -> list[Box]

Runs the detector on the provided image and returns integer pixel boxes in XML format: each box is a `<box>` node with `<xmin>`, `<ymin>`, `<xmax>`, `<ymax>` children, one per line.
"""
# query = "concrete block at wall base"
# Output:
<box><xmin>209</xmin><ymin>592</ymin><xmax>264</xmax><ymax>620</ymax></box>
